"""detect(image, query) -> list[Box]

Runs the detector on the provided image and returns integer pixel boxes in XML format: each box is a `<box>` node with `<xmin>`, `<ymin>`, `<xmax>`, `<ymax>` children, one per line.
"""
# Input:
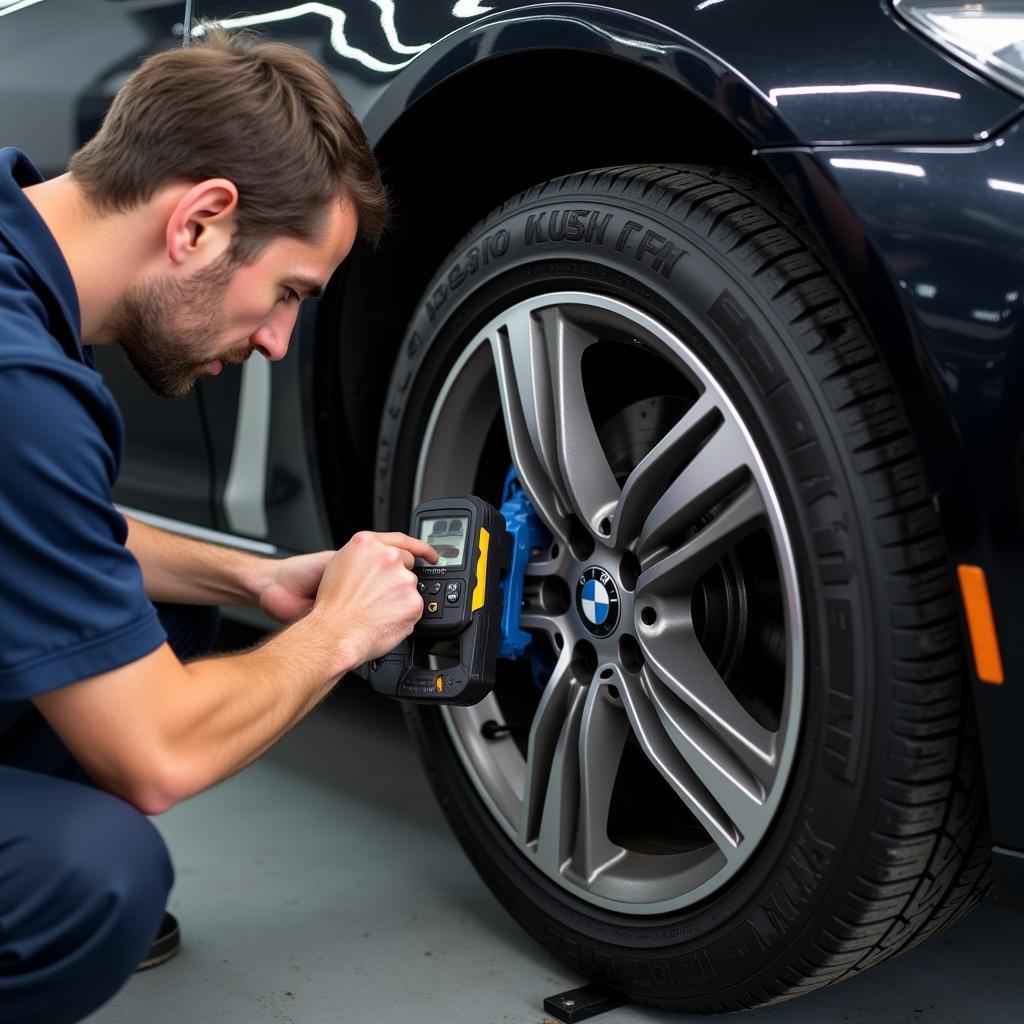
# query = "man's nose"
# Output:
<box><xmin>251</xmin><ymin>308</ymin><xmax>298</xmax><ymax>361</ymax></box>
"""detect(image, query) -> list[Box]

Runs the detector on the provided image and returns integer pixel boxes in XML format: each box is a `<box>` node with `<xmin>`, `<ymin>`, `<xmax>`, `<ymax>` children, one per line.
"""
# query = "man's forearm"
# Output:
<box><xmin>33</xmin><ymin>529</ymin><xmax>432</xmax><ymax>814</ymax></box>
<box><xmin>33</xmin><ymin>606</ymin><xmax>356</xmax><ymax>813</ymax></box>
<box><xmin>167</xmin><ymin>608</ymin><xmax>352</xmax><ymax>799</ymax></box>
<box><xmin>125</xmin><ymin>515</ymin><xmax>270</xmax><ymax>606</ymax></box>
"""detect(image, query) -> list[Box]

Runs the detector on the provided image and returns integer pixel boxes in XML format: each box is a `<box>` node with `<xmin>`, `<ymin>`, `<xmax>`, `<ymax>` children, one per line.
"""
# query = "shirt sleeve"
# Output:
<box><xmin>0</xmin><ymin>362</ymin><xmax>167</xmax><ymax>700</ymax></box>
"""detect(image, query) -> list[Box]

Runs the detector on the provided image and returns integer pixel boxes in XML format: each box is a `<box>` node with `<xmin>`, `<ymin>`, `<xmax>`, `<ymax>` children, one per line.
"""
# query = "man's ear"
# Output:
<box><xmin>166</xmin><ymin>179</ymin><xmax>239</xmax><ymax>267</ymax></box>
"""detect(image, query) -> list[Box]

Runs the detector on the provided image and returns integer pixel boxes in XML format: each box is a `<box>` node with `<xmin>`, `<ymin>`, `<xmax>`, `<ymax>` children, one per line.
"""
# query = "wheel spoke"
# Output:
<box><xmin>571</xmin><ymin>674</ymin><xmax>630</xmax><ymax>882</ymax></box>
<box><xmin>637</xmin><ymin>481</ymin><xmax>765</xmax><ymax>596</ymax></box>
<box><xmin>540</xmin><ymin>307</ymin><xmax>621</xmax><ymax>539</ymax></box>
<box><xmin>524</xmin><ymin>658</ymin><xmax>630</xmax><ymax>882</ymax></box>
<box><xmin>637</xmin><ymin>415</ymin><xmax>755</xmax><ymax>560</ymax></box>
<box><xmin>617</xmin><ymin>668</ymin><xmax>743</xmax><ymax>857</ymax></box>
<box><xmin>491</xmin><ymin>315</ymin><xmax>572</xmax><ymax>544</ymax></box>
<box><xmin>518</xmin><ymin>613</ymin><xmax>566</xmax><ymax>651</ymax></box>
<box><xmin>636</xmin><ymin>623</ymin><xmax>776</xmax><ymax>776</ymax></box>
<box><xmin>611</xmin><ymin>390</ymin><xmax>720</xmax><ymax>550</ymax></box>
<box><xmin>520</xmin><ymin>646</ymin><xmax>578</xmax><ymax>849</ymax></box>
<box><xmin>641</xmin><ymin>668</ymin><xmax>769</xmax><ymax>838</ymax></box>
<box><xmin>533</xmin><ymin>681</ymin><xmax>587</xmax><ymax>876</ymax></box>
<box><xmin>522</xmin><ymin>548</ymin><xmax>567</xmax><ymax>578</ymax></box>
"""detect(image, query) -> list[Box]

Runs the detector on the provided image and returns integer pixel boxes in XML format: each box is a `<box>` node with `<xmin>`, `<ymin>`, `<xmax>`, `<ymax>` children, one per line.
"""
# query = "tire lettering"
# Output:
<box><xmin>635</xmin><ymin>229</ymin><xmax>663</xmax><ymax>264</ymax></box>
<box><xmin>548</xmin><ymin>210</ymin><xmax>570</xmax><ymax>241</ymax></box>
<box><xmin>757</xmin><ymin>820</ymin><xmax>837</xmax><ymax>942</ymax></box>
<box><xmin>540</xmin><ymin>925</ymin><xmax>617</xmax><ymax>983</ymax></box>
<box><xmin>652</xmin><ymin>238</ymin><xmax>685</xmax><ymax>278</ymax></box>
<box><xmin>426</xmin><ymin>281</ymin><xmax>447</xmax><ymax>323</ymax></box>
<box><xmin>707</xmin><ymin>289</ymin><xmax>786</xmax><ymax>390</ymax></box>
<box><xmin>592</xmin><ymin>950</ymin><xmax>617</xmax><ymax>984</ymax></box>
<box><xmin>586</xmin><ymin>211</ymin><xmax>612</xmax><ymax>245</ymax></box>
<box><xmin>549</xmin><ymin>209</ymin><xmax>588</xmax><ymax>242</ymax></box>
<box><xmin>542</xmin><ymin>924</ymin><xmax>583</xmax><ymax>968</ymax></box>
<box><xmin>525</xmin><ymin>209</ymin><xmax>613</xmax><ymax>248</ymax></box>
<box><xmin>614</xmin><ymin>221</ymin><xmax>685</xmax><ymax>279</ymax></box>
<box><xmin>491</xmin><ymin>228</ymin><xmax>510</xmax><ymax>256</ymax></box>
<box><xmin>627</xmin><ymin>950</ymin><xmax>717</xmax><ymax>990</ymax></box>
<box><xmin>526</xmin><ymin>211</ymin><xmax>546</xmax><ymax>244</ymax></box>
<box><xmin>427</xmin><ymin>230</ymin><xmax>511</xmax><ymax>322</ymax></box>
<box><xmin>824</xmin><ymin>597</ymin><xmax>860</xmax><ymax>782</ymax></box>
<box><xmin>615</xmin><ymin>220</ymin><xmax>643</xmax><ymax>253</ymax></box>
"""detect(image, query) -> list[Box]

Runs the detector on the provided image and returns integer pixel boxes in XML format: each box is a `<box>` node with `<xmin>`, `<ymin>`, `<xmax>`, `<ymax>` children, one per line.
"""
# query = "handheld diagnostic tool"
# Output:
<box><xmin>368</xmin><ymin>496</ymin><xmax>510</xmax><ymax>706</ymax></box>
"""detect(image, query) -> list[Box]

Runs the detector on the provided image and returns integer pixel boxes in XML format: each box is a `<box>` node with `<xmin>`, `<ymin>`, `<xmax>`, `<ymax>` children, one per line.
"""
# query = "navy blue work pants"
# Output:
<box><xmin>0</xmin><ymin>604</ymin><xmax>220</xmax><ymax>1024</ymax></box>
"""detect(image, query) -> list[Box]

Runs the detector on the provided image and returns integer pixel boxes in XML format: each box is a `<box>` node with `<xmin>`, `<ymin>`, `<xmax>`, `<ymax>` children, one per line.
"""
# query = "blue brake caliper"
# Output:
<box><xmin>498</xmin><ymin>467</ymin><xmax>554</xmax><ymax>685</ymax></box>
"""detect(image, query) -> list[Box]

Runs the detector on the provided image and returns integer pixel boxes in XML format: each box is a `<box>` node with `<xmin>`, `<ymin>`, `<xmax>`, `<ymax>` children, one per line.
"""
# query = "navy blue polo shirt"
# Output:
<box><xmin>0</xmin><ymin>148</ymin><xmax>166</xmax><ymax>721</ymax></box>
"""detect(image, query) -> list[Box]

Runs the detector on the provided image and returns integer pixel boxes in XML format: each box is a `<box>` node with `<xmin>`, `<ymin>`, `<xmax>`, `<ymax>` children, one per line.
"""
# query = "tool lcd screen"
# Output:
<box><xmin>418</xmin><ymin>514</ymin><xmax>470</xmax><ymax>567</ymax></box>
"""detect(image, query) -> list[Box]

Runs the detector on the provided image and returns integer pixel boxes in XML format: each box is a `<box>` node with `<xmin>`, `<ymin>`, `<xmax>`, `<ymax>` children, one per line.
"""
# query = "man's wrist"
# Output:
<box><xmin>237</xmin><ymin>553</ymin><xmax>277</xmax><ymax>609</ymax></box>
<box><xmin>289</xmin><ymin>603</ymin><xmax>359</xmax><ymax>681</ymax></box>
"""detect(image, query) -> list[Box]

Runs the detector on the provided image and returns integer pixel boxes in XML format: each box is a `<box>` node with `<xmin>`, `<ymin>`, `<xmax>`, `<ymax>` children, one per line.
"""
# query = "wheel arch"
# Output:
<box><xmin>314</xmin><ymin>45</ymin><xmax>761</xmax><ymax>542</ymax></box>
<box><xmin>312</xmin><ymin>48</ymin><xmax>967</xmax><ymax>548</ymax></box>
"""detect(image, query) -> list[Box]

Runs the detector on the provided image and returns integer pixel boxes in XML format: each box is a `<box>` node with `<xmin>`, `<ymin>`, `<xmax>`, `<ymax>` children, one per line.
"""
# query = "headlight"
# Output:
<box><xmin>894</xmin><ymin>1</ymin><xmax>1024</xmax><ymax>99</ymax></box>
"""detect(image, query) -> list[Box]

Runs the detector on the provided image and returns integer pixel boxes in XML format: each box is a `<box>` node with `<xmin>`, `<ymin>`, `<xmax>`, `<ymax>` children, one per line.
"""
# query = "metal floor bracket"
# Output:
<box><xmin>543</xmin><ymin>983</ymin><xmax>626</xmax><ymax>1022</ymax></box>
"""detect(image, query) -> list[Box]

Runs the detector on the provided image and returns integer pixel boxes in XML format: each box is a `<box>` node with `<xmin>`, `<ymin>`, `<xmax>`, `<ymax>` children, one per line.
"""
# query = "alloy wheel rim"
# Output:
<box><xmin>412</xmin><ymin>291</ymin><xmax>804</xmax><ymax>914</ymax></box>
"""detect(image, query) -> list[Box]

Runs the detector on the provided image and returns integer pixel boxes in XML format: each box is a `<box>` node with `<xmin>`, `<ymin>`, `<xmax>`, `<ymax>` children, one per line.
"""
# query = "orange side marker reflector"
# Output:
<box><xmin>957</xmin><ymin>565</ymin><xmax>1005</xmax><ymax>685</ymax></box>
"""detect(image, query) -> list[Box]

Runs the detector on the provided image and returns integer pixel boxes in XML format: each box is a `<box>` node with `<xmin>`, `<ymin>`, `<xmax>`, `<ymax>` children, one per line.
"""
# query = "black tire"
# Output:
<box><xmin>374</xmin><ymin>164</ymin><xmax>991</xmax><ymax>1012</ymax></box>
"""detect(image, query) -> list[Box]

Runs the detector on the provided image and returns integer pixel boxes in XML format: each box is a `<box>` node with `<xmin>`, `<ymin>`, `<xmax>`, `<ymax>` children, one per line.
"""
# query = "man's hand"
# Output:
<box><xmin>254</xmin><ymin>531</ymin><xmax>439</xmax><ymax>629</ymax></box>
<box><xmin>253</xmin><ymin>550</ymin><xmax>335</xmax><ymax>624</ymax></box>
<box><xmin>311</xmin><ymin>531</ymin><xmax>438</xmax><ymax>669</ymax></box>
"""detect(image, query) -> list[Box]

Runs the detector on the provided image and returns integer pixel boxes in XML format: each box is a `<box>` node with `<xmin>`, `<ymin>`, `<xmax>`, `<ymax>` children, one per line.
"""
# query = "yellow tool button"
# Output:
<box><xmin>435</xmin><ymin>675</ymin><xmax>444</xmax><ymax>692</ymax></box>
<box><xmin>427</xmin><ymin>601</ymin><xmax>439</xmax><ymax>613</ymax></box>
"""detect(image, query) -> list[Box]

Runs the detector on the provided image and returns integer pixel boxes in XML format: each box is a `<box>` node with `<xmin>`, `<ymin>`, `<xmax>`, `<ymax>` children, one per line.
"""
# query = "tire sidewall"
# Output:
<box><xmin>375</xmin><ymin>183</ymin><xmax>892</xmax><ymax>1000</ymax></box>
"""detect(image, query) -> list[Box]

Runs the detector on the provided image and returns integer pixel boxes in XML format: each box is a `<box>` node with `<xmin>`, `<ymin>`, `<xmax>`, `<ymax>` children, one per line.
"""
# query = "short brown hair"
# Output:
<box><xmin>69</xmin><ymin>25</ymin><xmax>388</xmax><ymax>260</ymax></box>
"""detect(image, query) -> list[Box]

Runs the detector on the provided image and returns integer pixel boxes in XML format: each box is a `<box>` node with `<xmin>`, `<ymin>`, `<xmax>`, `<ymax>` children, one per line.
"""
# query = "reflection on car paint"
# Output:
<box><xmin>829</xmin><ymin>157</ymin><xmax>927</xmax><ymax>177</ymax></box>
<box><xmin>191</xmin><ymin>2</ymin><xmax>429</xmax><ymax>71</ymax></box>
<box><xmin>451</xmin><ymin>0</ymin><xmax>493</xmax><ymax>16</ymax></box>
<box><xmin>989</xmin><ymin>177</ymin><xmax>1024</xmax><ymax>195</ymax></box>
<box><xmin>0</xmin><ymin>0</ymin><xmax>48</xmax><ymax>15</ymax></box>
<box><xmin>768</xmin><ymin>82</ymin><xmax>962</xmax><ymax>105</ymax></box>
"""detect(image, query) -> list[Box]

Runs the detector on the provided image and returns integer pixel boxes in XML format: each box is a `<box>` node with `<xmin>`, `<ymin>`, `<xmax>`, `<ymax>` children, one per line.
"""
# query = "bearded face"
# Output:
<box><xmin>106</xmin><ymin>255</ymin><xmax>254</xmax><ymax>399</ymax></box>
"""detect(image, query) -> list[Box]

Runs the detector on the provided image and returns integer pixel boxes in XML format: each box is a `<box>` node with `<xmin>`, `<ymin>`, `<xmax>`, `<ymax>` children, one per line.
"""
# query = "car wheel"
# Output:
<box><xmin>374</xmin><ymin>165</ymin><xmax>991</xmax><ymax>1011</ymax></box>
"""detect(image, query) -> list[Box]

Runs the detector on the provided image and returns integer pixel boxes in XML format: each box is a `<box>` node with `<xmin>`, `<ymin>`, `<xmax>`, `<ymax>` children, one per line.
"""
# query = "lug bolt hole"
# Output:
<box><xmin>540</xmin><ymin>577</ymin><xmax>572</xmax><ymax>616</ymax></box>
<box><xmin>555</xmin><ymin>632</ymin><xmax>564</xmax><ymax>649</ymax></box>
<box><xmin>568</xmin><ymin>519</ymin><xmax>595</xmax><ymax>561</ymax></box>
<box><xmin>599</xmin><ymin>667</ymin><xmax>614</xmax><ymax>680</ymax></box>
<box><xmin>640</xmin><ymin>606</ymin><xmax>657</xmax><ymax>626</ymax></box>
<box><xmin>619</xmin><ymin>634</ymin><xmax>644</xmax><ymax>673</ymax></box>
<box><xmin>619</xmin><ymin>552</ymin><xmax>640</xmax><ymax>592</ymax></box>
<box><xmin>550</xmin><ymin>543</ymin><xmax>559</xmax><ymax>559</ymax></box>
<box><xmin>598</xmin><ymin>516</ymin><xmax>612</xmax><ymax>536</ymax></box>
<box><xmin>572</xmin><ymin>639</ymin><xmax>598</xmax><ymax>681</ymax></box>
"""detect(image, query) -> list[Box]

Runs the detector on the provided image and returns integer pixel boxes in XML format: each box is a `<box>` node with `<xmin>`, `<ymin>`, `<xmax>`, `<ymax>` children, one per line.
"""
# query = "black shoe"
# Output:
<box><xmin>136</xmin><ymin>911</ymin><xmax>180</xmax><ymax>971</ymax></box>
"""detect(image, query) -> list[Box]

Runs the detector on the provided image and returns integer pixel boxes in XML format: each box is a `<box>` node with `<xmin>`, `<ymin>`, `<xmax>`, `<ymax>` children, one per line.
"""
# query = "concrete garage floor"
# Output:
<box><xmin>88</xmin><ymin>627</ymin><xmax>1021</xmax><ymax>1024</ymax></box>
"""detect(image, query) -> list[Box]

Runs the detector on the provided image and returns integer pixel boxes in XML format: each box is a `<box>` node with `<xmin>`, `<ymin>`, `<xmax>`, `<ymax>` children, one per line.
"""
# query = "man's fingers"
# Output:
<box><xmin>376</xmin><ymin>532</ymin><xmax>438</xmax><ymax>562</ymax></box>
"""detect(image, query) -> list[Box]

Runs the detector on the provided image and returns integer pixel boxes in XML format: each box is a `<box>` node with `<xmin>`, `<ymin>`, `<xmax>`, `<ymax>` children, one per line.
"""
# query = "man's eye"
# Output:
<box><xmin>280</xmin><ymin>288</ymin><xmax>301</xmax><ymax>304</ymax></box>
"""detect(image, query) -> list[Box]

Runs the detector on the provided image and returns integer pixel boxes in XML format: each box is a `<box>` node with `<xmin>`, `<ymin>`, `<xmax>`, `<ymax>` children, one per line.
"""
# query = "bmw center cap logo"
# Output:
<box><xmin>576</xmin><ymin>566</ymin><xmax>620</xmax><ymax>638</ymax></box>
